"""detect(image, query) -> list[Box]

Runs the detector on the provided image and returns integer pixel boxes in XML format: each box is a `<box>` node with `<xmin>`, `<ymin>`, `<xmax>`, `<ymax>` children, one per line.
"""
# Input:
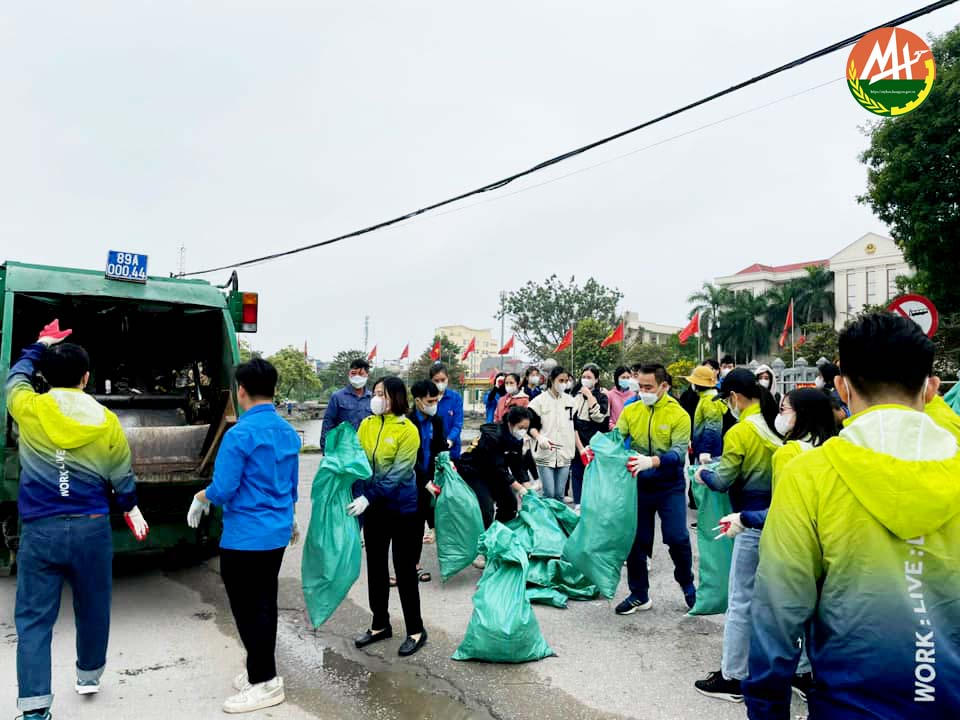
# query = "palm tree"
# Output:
<box><xmin>763</xmin><ymin>282</ymin><xmax>800</xmax><ymax>338</ymax></box>
<box><xmin>715</xmin><ymin>291</ymin><xmax>770</xmax><ymax>363</ymax></box>
<box><xmin>794</xmin><ymin>266</ymin><xmax>835</xmax><ymax>324</ymax></box>
<box><xmin>686</xmin><ymin>283</ymin><xmax>733</xmax><ymax>353</ymax></box>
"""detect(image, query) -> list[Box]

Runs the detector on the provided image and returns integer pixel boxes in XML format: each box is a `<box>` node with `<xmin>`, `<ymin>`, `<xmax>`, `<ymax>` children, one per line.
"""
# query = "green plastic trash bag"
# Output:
<box><xmin>946</xmin><ymin>382</ymin><xmax>960</xmax><ymax>414</ymax></box>
<box><xmin>302</xmin><ymin>423</ymin><xmax>371</xmax><ymax>627</ymax></box>
<box><xmin>562</xmin><ymin>430</ymin><xmax>637</xmax><ymax>599</ymax></box>
<box><xmin>516</xmin><ymin>492</ymin><xmax>566</xmax><ymax>558</ymax></box>
<box><xmin>541</xmin><ymin>498</ymin><xmax>580</xmax><ymax>536</ymax></box>
<box><xmin>453</xmin><ymin>523</ymin><xmax>555</xmax><ymax>663</ymax></box>
<box><xmin>687</xmin><ymin>463</ymin><xmax>734</xmax><ymax>616</ymax></box>
<box><xmin>434</xmin><ymin>452</ymin><xmax>485</xmax><ymax>582</ymax></box>
<box><xmin>526</xmin><ymin>586</ymin><xmax>568</xmax><ymax>609</ymax></box>
<box><xmin>527</xmin><ymin>558</ymin><xmax>599</xmax><ymax>600</ymax></box>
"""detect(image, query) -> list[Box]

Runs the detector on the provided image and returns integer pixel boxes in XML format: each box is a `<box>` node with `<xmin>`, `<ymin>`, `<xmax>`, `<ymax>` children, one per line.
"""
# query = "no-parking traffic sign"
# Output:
<box><xmin>888</xmin><ymin>294</ymin><xmax>939</xmax><ymax>338</ymax></box>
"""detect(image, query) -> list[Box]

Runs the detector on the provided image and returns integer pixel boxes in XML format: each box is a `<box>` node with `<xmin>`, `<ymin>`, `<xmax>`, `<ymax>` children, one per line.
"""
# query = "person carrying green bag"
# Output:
<box><xmin>686</xmin><ymin>462</ymin><xmax>733</xmax><ymax>616</ymax></box>
<box><xmin>301</xmin><ymin>422</ymin><xmax>371</xmax><ymax>629</ymax></box>
<box><xmin>433</xmin><ymin>452</ymin><xmax>484</xmax><ymax>581</ymax></box>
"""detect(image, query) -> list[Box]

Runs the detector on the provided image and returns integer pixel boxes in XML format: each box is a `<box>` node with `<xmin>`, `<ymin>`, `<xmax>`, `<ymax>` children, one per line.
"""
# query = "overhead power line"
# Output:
<box><xmin>183</xmin><ymin>0</ymin><xmax>958</xmax><ymax>277</ymax></box>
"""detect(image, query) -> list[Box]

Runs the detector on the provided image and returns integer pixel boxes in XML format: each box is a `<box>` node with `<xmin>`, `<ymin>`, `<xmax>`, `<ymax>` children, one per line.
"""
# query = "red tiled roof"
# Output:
<box><xmin>735</xmin><ymin>259</ymin><xmax>829</xmax><ymax>276</ymax></box>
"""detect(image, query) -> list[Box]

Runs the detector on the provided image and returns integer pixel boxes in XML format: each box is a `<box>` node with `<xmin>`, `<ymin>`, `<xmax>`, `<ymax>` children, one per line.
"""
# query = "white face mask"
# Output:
<box><xmin>529</xmin><ymin>375</ymin><xmax>541</xmax><ymax>386</ymax></box>
<box><xmin>726</xmin><ymin>399</ymin><xmax>741</xmax><ymax>420</ymax></box>
<box><xmin>419</xmin><ymin>402</ymin><xmax>438</xmax><ymax>417</ymax></box>
<box><xmin>774</xmin><ymin>412</ymin><xmax>794</xmax><ymax>436</ymax></box>
<box><xmin>626</xmin><ymin>378</ymin><xmax>640</xmax><ymax>392</ymax></box>
<box><xmin>558</xmin><ymin>381</ymin><xmax>572</xmax><ymax>392</ymax></box>
<box><xmin>435</xmin><ymin>381</ymin><xmax>448</xmax><ymax>394</ymax></box>
<box><xmin>511</xmin><ymin>427</ymin><xmax>528</xmax><ymax>442</ymax></box>
<box><xmin>581</xmin><ymin>378</ymin><xmax>595</xmax><ymax>389</ymax></box>
<box><xmin>639</xmin><ymin>392</ymin><xmax>659</xmax><ymax>407</ymax></box>
<box><xmin>349</xmin><ymin>375</ymin><xmax>368</xmax><ymax>389</ymax></box>
<box><xmin>370</xmin><ymin>396</ymin><xmax>387</xmax><ymax>416</ymax></box>
<box><xmin>505</xmin><ymin>384</ymin><xmax>518</xmax><ymax>395</ymax></box>
<box><xmin>758</xmin><ymin>378</ymin><xmax>771</xmax><ymax>389</ymax></box>
<box><xmin>720</xmin><ymin>368</ymin><xmax>732</xmax><ymax>378</ymax></box>
<box><xmin>815</xmin><ymin>376</ymin><xmax>825</xmax><ymax>390</ymax></box>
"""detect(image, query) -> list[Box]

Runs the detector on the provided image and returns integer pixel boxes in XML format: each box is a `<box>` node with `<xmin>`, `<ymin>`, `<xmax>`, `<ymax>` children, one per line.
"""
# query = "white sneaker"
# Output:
<box><xmin>223</xmin><ymin>677</ymin><xmax>285</xmax><ymax>714</ymax></box>
<box><xmin>233</xmin><ymin>671</ymin><xmax>250</xmax><ymax>692</ymax></box>
<box><xmin>472</xmin><ymin>555</ymin><xmax>486</xmax><ymax>569</ymax></box>
<box><xmin>75</xmin><ymin>678</ymin><xmax>100</xmax><ymax>695</ymax></box>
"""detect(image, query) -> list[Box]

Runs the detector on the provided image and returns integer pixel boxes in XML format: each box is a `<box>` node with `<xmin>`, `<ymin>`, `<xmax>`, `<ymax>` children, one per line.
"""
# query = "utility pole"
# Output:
<box><xmin>177</xmin><ymin>245</ymin><xmax>186</xmax><ymax>277</ymax></box>
<box><xmin>499</xmin><ymin>291</ymin><xmax>506</xmax><ymax>371</ymax></box>
<box><xmin>363</xmin><ymin>316</ymin><xmax>370</xmax><ymax>356</ymax></box>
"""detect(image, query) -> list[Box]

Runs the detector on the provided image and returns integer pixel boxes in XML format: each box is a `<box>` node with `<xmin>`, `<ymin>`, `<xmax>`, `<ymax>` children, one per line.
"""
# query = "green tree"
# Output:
<box><xmin>238</xmin><ymin>338</ymin><xmax>260</xmax><ymax>363</ymax></box>
<box><xmin>686</xmin><ymin>282</ymin><xmax>733</xmax><ymax>355</ymax></box>
<box><xmin>716</xmin><ymin>292</ymin><xmax>770</xmax><ymax>363</ymax></box>
<box><xmin>858</xmin><ymin>26</ymin><xmax>960</xmax><ymax>315</ymax></box>
<box><xmin>793</xmin><ymin>266</ymin><xmax>835</xmax><ymax>324</ymax></box>
<box><xmin>624</xmin><ymin>341</ymin><xmax>679</xmax><ymax>369</ymax></box>
<box><xmin>539</xmin><ymin>317</ymin><xmax>625</xmax><ymax>379</ymax></box>
<box><xmin>764</xmin><ymin>283</ymin><xmax>800</xmax><ymax>343</ymax></box>
<box><xmin>268</xmin><ymin>346</ymin><xmax>323</xmax><ymax>401</ymax></box>
<box><xmin>667</xmin><ymin>359</ymin><xmax>696</xmax><ymax>392</ymax></box>
<box><xmin>500</xmin><ymin>275</ymin><xmax>622</xmax><ymax>359</ymax></box>
<box><xmin>798</xmin><ymin>322</ymin><xmax>839</xmax><ymax>364</ymax></box>
<box><xmin>408</xmin><ymin>335</ymin><xmax>466</xmax><ymax>386</ymax></box>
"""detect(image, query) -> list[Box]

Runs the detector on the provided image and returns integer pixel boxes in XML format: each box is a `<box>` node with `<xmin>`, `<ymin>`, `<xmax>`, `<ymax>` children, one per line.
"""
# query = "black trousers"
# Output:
<box><xmin>463</xmin><ymin>473</ymin><xmax>518</xmax><ymax>529</ymax></box>
<box><xmin>220</xmin><ymin>547</ymin><xmax>285</xmax><ymax>685</ymax></box>
<box><xmin>363</xmin><ymin>507</ymin><xmax>424</xmax><ymax>636</ymax></box>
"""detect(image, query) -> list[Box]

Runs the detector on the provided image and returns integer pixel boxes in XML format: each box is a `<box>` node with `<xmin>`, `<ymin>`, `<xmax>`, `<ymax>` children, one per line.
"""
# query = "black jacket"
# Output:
<box><xmin>407</xmin><ymin>410</ymin><xmax>448</xmax><ymax>487</ymax></box>
<box><xmin>457</xmin><ymin>422</ymin><xmax>538</xmax><ymax>488</ymax></box>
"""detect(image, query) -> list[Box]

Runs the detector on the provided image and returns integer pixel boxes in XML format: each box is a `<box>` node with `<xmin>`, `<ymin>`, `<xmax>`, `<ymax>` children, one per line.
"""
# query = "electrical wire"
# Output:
<box><xmin>183</xmin><ymin>0</ymin><xmax>957</xmax><ymax>277</ymax></box>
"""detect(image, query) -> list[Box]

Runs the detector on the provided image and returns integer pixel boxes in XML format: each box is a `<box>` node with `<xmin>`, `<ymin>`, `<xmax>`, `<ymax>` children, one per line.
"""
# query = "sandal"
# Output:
<box><xmin>418</xmin><ymin>567</ymin><xmax>432</xmax><ymax>583</ymax></box>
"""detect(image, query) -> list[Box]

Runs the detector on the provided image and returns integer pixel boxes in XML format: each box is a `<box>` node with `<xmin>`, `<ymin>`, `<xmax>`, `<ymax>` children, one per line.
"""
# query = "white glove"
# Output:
<box><xmin>537</xmin><ymin>434</ymin><xmax>561</xmax><ymax>450</ymax></box>
<box><xmin>694</xmin><ymin>467</ymin><xmax>707</xmax><ymax>485</ymax></box>
<box><xmin>346</xmin><ymin>496</ymin><xmax>370</xmax><ymax>517</ymax></box>
<box><xmin>714</xmin><ymin>513</ymin><xmax>744</xmax><ymax>540</ymax></box>
<box><xmin>699</xmin><ymin>452</ymin><xmax>713</xmax><ymax>465</ymax></box>
<box><xmin>187</xmin><ymin>496</ymin><xmax>210</xmax><ymax>528</ymax></box>
<box><xmin>425</xmin><ymin>481</ymin><xmax>441</xmax><ymax>498</ymax></box>
<box><xmin>290</xmin><ymin>520</ymin><xmax>301</xmax><ymax>546</ymax></box>
<box><xmin>124</xmin><ymin>506</ymin><xmax>150</xmax><ymax>541</ymax></box>
<box><xmin>627</xmin><ymin>454</ymin><xmax>655</xmax><ymax>477</ymax></box>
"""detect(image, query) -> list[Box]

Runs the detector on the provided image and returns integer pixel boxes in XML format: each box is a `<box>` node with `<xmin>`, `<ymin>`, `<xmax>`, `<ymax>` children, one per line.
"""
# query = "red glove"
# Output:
<box><xmin>426</xmin><ymin>481</ymin><xmax>441</xmax><ymax>498</ymax></box>
<box><xmin>581</xmin><ymin>448</ymin><xmax>595</xmax><ymax>466</ymax></box>
<box><xmin>124</xmin><ymin>506</ymin><xmax>149</xmax><ymax>542</ymax></box>
<box><xmin>38</xmin><ymin>319</ymin><xmax>73</xmax><ymax>345</ymax></box>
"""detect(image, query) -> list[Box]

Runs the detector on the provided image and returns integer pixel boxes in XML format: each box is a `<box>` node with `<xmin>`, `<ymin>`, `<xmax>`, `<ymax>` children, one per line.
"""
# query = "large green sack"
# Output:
<box><xmin>562</xmin><ymin>430</ymin><xmax>637</xmax><ymax>599</ymax></box>
<box><xmin>527</xmin><ymin>557</ymin><xmax>599</xmax><ymax>600</ymax></box>
<box><xmin>541</xmin><ymin>498</ymin><xmax>580</xmax><ymax>536</ymax></box>
<box><xmin>526</xmin><ymin>586</ymin><xmax>568</xmax><ymax>609</ymax></box>
<box><xmin>453</xmin><ymin>523</ymin><xmax>555</xmax><ymax>663</ymax></box>
<box><xmin>434</xmin><ymin>452</ymin><xmax>485</xmax><ymax>582</ymax></box>
<box><xmin>687</xmin><ymin>463</ymin><xmax>735</xmax><ymax>616</ymax></box>
<box><xmin>516</xmin><ymin>492</ymin><xmax>567</xmax><ymax>558</ymax></box>
<box><xmin>302</xmin><ymin>423</ymin><xmax>371</xmax><ymax>627</ymax></box>
<box><xmin>946</xmin><ymin>382</ymin><xmax>960</xmax><ymax>414</ymax></box>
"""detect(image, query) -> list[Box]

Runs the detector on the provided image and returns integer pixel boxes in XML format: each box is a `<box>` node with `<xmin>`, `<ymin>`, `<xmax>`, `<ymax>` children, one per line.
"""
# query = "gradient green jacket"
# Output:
<box><xmin>745</xmin><ymin>405</ymin><xmax>960</xmax><ymax>719</ymax></box>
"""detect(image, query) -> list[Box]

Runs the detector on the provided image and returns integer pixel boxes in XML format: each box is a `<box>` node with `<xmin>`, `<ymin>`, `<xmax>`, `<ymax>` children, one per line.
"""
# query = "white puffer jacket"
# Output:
<box><xmin>529</xmin><ymin>389</ymin><xmax>576</xmax><ymax>468</ymax></box>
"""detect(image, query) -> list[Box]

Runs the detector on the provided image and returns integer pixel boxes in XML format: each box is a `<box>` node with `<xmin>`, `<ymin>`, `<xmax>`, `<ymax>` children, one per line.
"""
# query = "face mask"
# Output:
<box><xmin>758</xmin><ymin>378</ymin><xmax>771</xmax><ymax>389</ymax></box>
<box><xmin>420</xmin><ymin>402</ymin><xmax>438</xmax><ymax>417</ymax></box>
<box><xmin>720</xmin><ymin>368</ymin><xmax>732</xmax><ymax>378</ymax></box>
<box><xmin>618</xmin><ymin>378</ymin><xmax>632</xmax><ymax>391</ymax></box>
<box><xmin>511</xmin><ymin>427</ymin><xmax>528</xmax><ymax>442</ymax></box>
<box><xmin>349</xmin><ymin>375</ymin><xmax>368</xmax><ymax>389</ymax></box>
<box><xmin>815</xmin><ymin>376</ymin><xmax>825</xmax><ymax>390</ymax></box>
<box><xmin>560</xmin><ymin>381</ymin><xmax>573</xmax><ymax>392</ymax></box>
<box><xmin>627</xmin><ymin>378</ymin><xmax>640</xmax><ymax>392</ymax></box>
<box><xmin>505</xmin><ymin>384</ymin><xmax>518</xmax><ymax>395</ymax></box>
<box><xmin>435</xmin><ymin>381</ymin><xmax>448</xmax><ymax>394</ymax></box>
<box><xmin>774</xmin><ymin>413</ymin><xmax>794</xmax><ymax>436</ymax></box>
<box><xmin>529</xmin><ymin>375</ymin><xmax>540</xmax><ymax>386</ymax></box>
<box><xmin>639</xmin><ymin>392</ymin><xmax>659</xmax><ymax>406</ymax></box>
<box><xmin>370</xmin><ymin>396</ymin><xmax>386</xmax><ymax>416</ymax></box>
<box><xmin>726</xmin><ymin>400</ymin><xmax>741</xmax><ymax>420</ymax></box>
<box><xmin>581</xmin><ymin>378</ymin><xmax>595</xmax><ymax>389</ymax></box>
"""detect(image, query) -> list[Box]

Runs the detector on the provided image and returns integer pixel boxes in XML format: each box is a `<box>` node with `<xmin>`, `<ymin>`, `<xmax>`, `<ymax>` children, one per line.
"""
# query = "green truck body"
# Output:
<box><xmin>0</xmin><ymin>261</ymin><xmax>255</xmax><ymax>573</ymax></box>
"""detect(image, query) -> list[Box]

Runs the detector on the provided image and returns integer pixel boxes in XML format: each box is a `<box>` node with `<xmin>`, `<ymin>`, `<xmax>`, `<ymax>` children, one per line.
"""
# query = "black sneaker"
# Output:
<box><xmin>614</xmin><ymin>595</ymin><xmax>652</xmax><ymax>615</ymax></box>
<box><xmin>792</xmin><ymin>672</ymin><xmax>812</xmax><ymax>702</ymax></box>
<box><xmin>694</xmin><ymin>671</ymin><xmax>743</xmax><ymax>703</ymax></box>
<box><xmin>683</xmin><ymin>586</ymin><xmax>697</xmax><ymax>610</ymax></box>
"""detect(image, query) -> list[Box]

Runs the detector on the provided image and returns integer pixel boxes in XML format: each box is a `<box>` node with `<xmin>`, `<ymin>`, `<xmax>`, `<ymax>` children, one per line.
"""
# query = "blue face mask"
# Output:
<box><xmin>618</xmin><ymin>379</ymin><xmax>631</xmax><ymax>390</ymax></box>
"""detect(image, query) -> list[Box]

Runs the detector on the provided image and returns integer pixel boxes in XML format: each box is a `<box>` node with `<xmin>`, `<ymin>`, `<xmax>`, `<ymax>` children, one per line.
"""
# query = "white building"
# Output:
<box><xmin>436</xmin><ymin>324</ymin><xmax>502</xmax><ymax>376</ymax></box>
<box><xmin>623</xmin><ymin>312</ymin><xmax>683</xmax><ymax>345</ymax></box>
<box><xmin>714</xmin><ymin>232</ymin><xmax>910</xmax><ymax>331</ymax></box>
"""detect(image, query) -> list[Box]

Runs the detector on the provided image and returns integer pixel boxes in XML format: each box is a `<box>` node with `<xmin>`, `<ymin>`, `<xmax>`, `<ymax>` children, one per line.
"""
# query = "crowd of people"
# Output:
<box><xmin>7</xmin><ymin>312</ymin><xmax>960</xmax><ymax>719</ymax></box>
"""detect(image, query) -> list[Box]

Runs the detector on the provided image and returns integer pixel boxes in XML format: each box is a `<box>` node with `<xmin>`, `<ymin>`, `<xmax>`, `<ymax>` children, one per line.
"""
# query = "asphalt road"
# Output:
<box><xmin>0</xmin><ymin>456</ymin><xmax>807</xmax><ymax>719</ymax></box>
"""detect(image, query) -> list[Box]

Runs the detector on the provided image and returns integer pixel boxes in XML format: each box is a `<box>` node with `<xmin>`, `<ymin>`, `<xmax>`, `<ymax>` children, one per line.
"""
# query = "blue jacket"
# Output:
<box><xmin>205</xmin><ymin>404</ymin><xmax>301</xmax><ymax>550</ymax></box>
<box><xmin>320</xmin><ymin>385</ymin><xmax>372</xmax><ymax>451</ymax></box>
<box><xmin>437</xmin><ymin>389</ymin><xmax>464</xmax><ymax>459</ymax></box>
<box><xmin>484</xmin><ymin>388</ymin><xmax>502</xmax><ymax>423</ymax></box>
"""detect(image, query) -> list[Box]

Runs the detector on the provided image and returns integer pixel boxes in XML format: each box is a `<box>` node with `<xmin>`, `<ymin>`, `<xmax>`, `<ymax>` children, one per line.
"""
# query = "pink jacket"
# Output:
<box><xmin>606</xmin><ymin>388</ymin><xmax>636</xmax><ymax>429</ymax></box>
<box><xmin>494</xmin><ymin>390</ymin><xmax>530</xmax><ymax>423</ymax></box>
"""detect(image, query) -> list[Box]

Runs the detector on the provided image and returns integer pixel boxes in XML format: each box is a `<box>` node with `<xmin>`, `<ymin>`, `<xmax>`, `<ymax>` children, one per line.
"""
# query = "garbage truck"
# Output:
<box><xmin>0</xmin><ymin>258</ymin><xmax>259</xmax><ymax>574</ymax></box>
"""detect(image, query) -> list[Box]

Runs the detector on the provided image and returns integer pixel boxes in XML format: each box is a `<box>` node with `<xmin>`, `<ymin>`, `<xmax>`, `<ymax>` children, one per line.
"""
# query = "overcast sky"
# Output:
<box><xmin>2</xmin><ymin>2</ymin><xmax>958</xmax><ymax>361</ymax></box>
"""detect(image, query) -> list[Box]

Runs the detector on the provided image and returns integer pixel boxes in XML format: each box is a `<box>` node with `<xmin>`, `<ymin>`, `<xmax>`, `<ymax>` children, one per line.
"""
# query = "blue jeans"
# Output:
<box><xmin>722</xmin><ymin>528</ymin><xmax>760</xmax><ymax>681</ymax></box>
<box><xmin>626</xmin><ymin>485</ymin><xmax>694</xmax><ymax>599</ymax></box>
<box><xmin>537</xmin><ymin>465</ymin><xmax>570</xmax><ymax>501</ymax></box>
<box><xmin>16</xmin><ymin>515</ymin><xmax>113</xmax><ymax>713</ymax></box>
<box><xmin>570</xmin><ymin>456</ymin><xmax>585</xmax><ymax>505</ymax></box>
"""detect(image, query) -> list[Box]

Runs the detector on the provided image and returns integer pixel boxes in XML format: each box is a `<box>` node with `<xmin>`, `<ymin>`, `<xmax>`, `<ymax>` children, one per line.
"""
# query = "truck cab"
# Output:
<box><xmin>0</xmin><ymin>260</ymin><xmax>258</xmax><ymax>573</ymax></box>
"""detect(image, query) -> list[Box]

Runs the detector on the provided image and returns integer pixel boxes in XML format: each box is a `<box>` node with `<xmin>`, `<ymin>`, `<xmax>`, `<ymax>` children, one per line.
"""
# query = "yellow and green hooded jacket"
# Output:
<box><xmin>356</xmin><ymin>411</ymin><xmax>419</xmax><ymax>514</ymax></box>
<box><xmin>699</xmin><ymin>403</ymin><xmax>781</xmax><ymax>527</ymax></box>
<box><xmin>691</xmin><ymin>388</ymin><xmax>726</xmax><ymax>460</ymax></box>
<box><xmin>616</xmin><ymin>393</ymin><xmax>690</xmax><ymax>490</ymax></box>
<box><xmin>744</xmin><ymin>405</ymin><xmax>960</xmax><ymax>719</ymax></box>
<box><xmin>6</xmin><ymin>343</ymin><xmax>138</xmax><ymax>520</ymax></box>
<box><xmin>926</xmin><ymin>395</ymin><xmax>960</xmax><ymax>443</ymax></box>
